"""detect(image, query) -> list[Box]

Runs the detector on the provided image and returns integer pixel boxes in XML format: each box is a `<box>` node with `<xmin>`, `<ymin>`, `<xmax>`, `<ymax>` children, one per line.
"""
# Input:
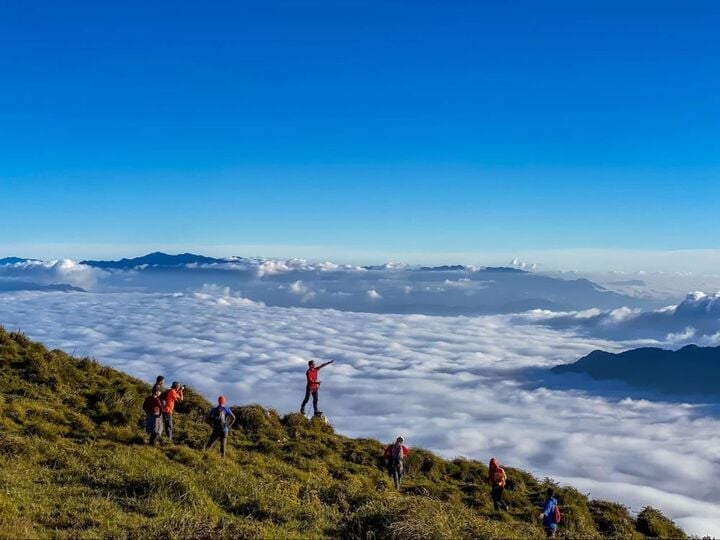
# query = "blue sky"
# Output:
<box><xmin>1</xmin><ymin>1</ymin><xmax>719</xmax><ymax>267</ymax></box>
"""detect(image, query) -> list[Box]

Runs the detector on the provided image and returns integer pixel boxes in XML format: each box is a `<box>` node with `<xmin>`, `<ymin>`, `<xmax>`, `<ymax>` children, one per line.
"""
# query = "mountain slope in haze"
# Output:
<box><xmin>552</xmin><ymin>344</ymin><xmax>720</xmax><ymax>398</ymax></box>
<box><xmin>0</xmin><ymin>327</ymin><xmax>684</xmax><ymax>539</ymax></box>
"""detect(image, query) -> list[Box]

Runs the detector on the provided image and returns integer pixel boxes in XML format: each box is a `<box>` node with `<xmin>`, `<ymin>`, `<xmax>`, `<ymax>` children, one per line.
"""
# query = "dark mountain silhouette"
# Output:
<box><xmin>552</xmin><ymin>344</ymin><xmax>720</xmax><ymax>397</ymax></box>
<box><xmin>478</xmin><ymin>266</ymin><xmax>528</xmax><ymax>274</ymax></box>
<box><xmin>0</xmin><ymin>281</ymin><xmax>86</xmax><ymax>293</ymax></box>
<box><xmin>418</xmin><ymin>264</ymin><xmax>472</xmax><ymax>271</ymax></box>
<box><xmin>0</xmin><ymin>257</ymin><xmax>39</xmax><ymax>265</ymax></box>
<box><xmin>81</xmin><ymin>251</ymin><xmax>225</xmax><ymax>269</ymax></box>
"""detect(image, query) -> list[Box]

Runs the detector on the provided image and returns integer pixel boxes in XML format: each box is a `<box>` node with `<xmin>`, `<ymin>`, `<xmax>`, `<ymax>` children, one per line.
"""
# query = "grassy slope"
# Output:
<box><xmin>0</xmin><ymin>327</ymin><xmax>686</xmax><ymax>539</ymax></box>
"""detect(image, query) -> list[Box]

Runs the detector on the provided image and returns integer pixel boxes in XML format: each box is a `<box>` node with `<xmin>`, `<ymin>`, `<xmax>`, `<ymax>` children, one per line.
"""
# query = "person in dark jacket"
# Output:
<box><xmin>204</xmin><ymin>396</ymin><xmax>236</xmax><ymax>458</ymax></box>
<box><xmin>142</xmin><ymin>388</ymin><xmax>164</xmax><ymax>445</ymax></box>
<box><xmin>300</xmin><ymin>359</ymin><xmax>334</xmax><ymax>416</ymax></box>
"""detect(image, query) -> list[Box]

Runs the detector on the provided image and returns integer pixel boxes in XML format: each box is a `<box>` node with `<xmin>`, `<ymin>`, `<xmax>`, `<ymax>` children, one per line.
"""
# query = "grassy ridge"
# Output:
<box><xmin>0</xmin><ymin>327</ymin><xmax>685</xmax><ymax>539</ymax></box>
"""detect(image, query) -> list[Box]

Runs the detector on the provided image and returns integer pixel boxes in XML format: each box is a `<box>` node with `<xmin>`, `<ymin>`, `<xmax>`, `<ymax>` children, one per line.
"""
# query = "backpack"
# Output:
<box><xmin>553</xmin><ymin>501</ymin><xmax>562</xmax><ymax>524</ymax></box>
<box><xmin>209</xmin><ymin>406</ymin><xmax>227</xmax><ymax>430</ymax></box>
<box><xmin>142</xmin><ymin>396</ymin><xmax>155</xmax><ymax>415</ymax></box>
<box><xmin>493</xmin><ymin>468</ymin><xmax>507</xmax><ymax>488</ymax></box>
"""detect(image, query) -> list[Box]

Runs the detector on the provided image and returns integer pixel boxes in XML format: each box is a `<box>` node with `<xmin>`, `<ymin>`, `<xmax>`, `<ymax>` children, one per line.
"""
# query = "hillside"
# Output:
<box><xmin>552</xmin><ymin>344</ymin><xmax>720</xmax><ymax>398</ymax></box>
<box><xmin>0</xmin><ymin>327</ymin><xmax>685</xmax><ymax>539</ymax></box>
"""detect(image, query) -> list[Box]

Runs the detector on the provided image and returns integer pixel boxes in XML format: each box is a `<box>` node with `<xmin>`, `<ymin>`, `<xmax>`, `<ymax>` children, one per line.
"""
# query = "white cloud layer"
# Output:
<box><xmin>515</xmin><ymin>291</ymin><xmax>720</xmax><ymax>345</ymax></box>
<box><xmin>0</xmin><ymin>259</ymin><xmax>106</xmax><ymax>290</ymax></box>
<box><xmin>2</xmin><ymin>257</ymin><xmax>668</xmax><ymax>315</ymax></box>
<box><xmin>1</xmin><ymin>290</ymin><xmax>718</xmax><ymax>536</ymax></box>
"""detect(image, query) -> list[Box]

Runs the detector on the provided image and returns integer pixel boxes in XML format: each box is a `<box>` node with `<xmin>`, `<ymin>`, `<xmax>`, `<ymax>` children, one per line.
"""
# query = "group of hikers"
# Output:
<box><xmin>141</xmin><ymin>360</ymin><xmax>561</xmax><ymax>537</ymax></box>
<box><xmin>141</xmin><ymin>375</ymin><xmax>236</xmax><ymax>457</ymax></box>
<box><xmin>488</xmin><ymin>456</ymin><xmax>562</xmax><ymax>537</ymax></box>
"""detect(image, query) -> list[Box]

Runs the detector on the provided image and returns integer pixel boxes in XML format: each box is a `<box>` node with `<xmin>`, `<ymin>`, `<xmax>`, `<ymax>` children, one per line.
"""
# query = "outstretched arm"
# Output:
<box><xmin>317</xmin><ymin>360</ymin><xmax>335</xmax><ymax>370</ymax></box>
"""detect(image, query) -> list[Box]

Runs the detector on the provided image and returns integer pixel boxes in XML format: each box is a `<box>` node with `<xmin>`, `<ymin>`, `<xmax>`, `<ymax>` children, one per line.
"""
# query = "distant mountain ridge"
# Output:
<box><xmin>0</xmin><ymin>282</ymin><xmax>86</xmax><ymax>293</ymax></box>
<box><xmin>80</xmin><ymin>252</ymin><xmax>227</xmax><ymax>269</ymax></box>
<box><xmin>10</xmin><ymin>252</ymin><xmax>644</xmax><ymax>314</ymax></box>
<box><xmin>82</xmin><ymin>253</ymin><xmax>533</xmax><ymax>274</ymax></box>
<box><xmin>552</xmin><ymin>344</ymin><xmax>720</xmax><ymax>397</ymax></box>
<box><xmin>0</xmin><ymin>257</ymin><xmax>40</xmax><ymax>265</ymax></box>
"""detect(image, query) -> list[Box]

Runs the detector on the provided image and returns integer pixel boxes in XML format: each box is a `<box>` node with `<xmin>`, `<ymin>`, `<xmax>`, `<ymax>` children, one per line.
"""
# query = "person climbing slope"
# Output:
<box><xmin>160</xmin><ymin>381</ymin><xmax>184</xmax><ymax>442</ymax></box>
<box><xmin>488</xmin><ymin>457</ymin><xmax>508</xmax><ymax>511</ymax></box>
<box><xmin>205</xmin><ymin>396</ymin><xmax>236</xmax><ymax>458</ymax></box>
<box><xmin>142</xmin><ymin>388</ymin><xmax>164</xmax><ymax>445</ymax></box>
<box><xmin>300</xmin><ymin>359</ymin><xmax>334</xmax><ymax>416</ymax></box>
<box><xmin>384</xmin><ymin>436</ymin><xmax>409</xmax><ymax>489</ymax></box>
<box><xmin>539</xmin><ymin>488</ymin><xmax>561</xmax><ymax>537</ymax></box>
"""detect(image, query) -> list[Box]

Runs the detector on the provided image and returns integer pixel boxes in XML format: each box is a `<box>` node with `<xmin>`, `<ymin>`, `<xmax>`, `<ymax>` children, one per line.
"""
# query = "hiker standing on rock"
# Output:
<box><xmin>488</xmin><ymin>457</ymin><xmax>508</xmax><ymax>511</ymax></box>
<box><xmin>300</xmin><ymin>359</ymin><xmax>334</xmax><ymax>416</ymax></box>
<box><xmin>142</xmin><ymin>388</ymin><xmax>164</xmax><ymax>445</ymax></box>
<box><xmin>160</xmin><ymin>381</ymin><xmax>184</xmax><ymax>442</ymax></box>
<box><xmin>205</xmin><ymin>396</ymin><xmax>236</xmax><ymax>458</ymax></box>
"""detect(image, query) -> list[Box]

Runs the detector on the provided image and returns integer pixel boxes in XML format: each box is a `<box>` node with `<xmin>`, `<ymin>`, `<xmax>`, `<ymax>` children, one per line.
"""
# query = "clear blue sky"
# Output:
<box><xmin>1</xmin><ymin>1</ymin><xmax>719</xmax><ymax>264</ymax></box>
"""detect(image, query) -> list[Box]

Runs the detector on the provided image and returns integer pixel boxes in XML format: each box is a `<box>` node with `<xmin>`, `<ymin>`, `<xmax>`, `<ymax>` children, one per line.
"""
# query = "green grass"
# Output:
<box><xmin>0</xmin><ymin>327</ymin><xmax>686</xmax><ymax>539</ymax></box>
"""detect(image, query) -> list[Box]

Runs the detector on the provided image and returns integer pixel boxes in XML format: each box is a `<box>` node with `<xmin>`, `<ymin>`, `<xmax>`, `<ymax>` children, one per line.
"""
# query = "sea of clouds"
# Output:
<box><xmin>1</xmin><ymin>286</ymin><xmax>719</xmax><ymax>535</ymax></box>
<box><xmin>514</xmin><ymin>291</ymin><xmax>720</xmax><ymax>345</ymax></box>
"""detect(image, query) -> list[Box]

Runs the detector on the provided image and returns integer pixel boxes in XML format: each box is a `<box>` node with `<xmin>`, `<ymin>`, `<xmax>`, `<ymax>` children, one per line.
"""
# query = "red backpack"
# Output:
<box><xmin>553</xmin><ymin>502</ymin><xmax>562</xmax><ymax>524</ymax></box>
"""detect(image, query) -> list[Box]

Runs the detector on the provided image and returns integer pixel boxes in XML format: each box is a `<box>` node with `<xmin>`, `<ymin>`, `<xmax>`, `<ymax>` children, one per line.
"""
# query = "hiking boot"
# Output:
<box><xmin>314</xmin><ymin>410</ymin><xmax>323</xmax><ymax>416</ymax></box>
<box><xmin>300</xmin><ymin>408</ymin><xmax>306</xmax><ymax>415</ymax></box>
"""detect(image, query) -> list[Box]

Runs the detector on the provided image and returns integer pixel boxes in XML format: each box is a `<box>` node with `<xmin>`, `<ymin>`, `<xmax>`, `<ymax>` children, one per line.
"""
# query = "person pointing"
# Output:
<box><xmin>300</xmin><ymin>359</ymin><xmax>334</xmax><ymax>416</ymax></box>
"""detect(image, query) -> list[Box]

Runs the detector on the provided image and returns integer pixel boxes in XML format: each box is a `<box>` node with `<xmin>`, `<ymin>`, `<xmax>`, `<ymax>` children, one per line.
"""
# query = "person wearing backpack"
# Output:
<box><xmin>488</xmin><ymin>457</ymin><xmax>508</xmax><ymax>511</ymax></box>
<box><xmin>160</xmin><ymin>381</ymin><xmax>184</xmax><ymax>442</ymax></box>
<box><xmin>383</xmin><ymin>436</ymin><xmax>409</xmax><ymax>490</ymax></box>
<box><xmin>204</xmin><ymin>396</ymin><xmax>236</xmax><ymax>458</ymax></box>
<box><xmin>300</xmin><ymin>359</ymin><xmax>334</xmax><ymax>416</ymax></box>
<box><xmin>539</xmin><ymin>487</ymin><xmax>561</xmax><ymax>537</ymax></box>
<box><xmin>142</xmin><ymin>388</ymin><xmax>164</xmax><ymax>445</ymax></box>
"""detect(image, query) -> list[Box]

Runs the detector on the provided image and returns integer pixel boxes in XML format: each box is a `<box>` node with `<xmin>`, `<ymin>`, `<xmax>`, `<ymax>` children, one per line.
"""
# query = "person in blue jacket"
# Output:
<box><xmin>204</xmin><ymin>396</ymin><xmax>236</xmax><ymax>458</ymax></box>
<box><xmin>539</xmin><ymin>487</ymin><xmax>559</xmax><ymax>537</ymax></box>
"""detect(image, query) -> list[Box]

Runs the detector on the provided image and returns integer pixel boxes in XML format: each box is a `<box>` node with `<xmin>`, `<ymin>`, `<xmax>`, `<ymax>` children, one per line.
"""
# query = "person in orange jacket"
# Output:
<box><xmin>384</xmin><ymin>436</ymin><xmax>410</xmax><ymax>489</ymax></box>
<box><xmin>159</xmin><ymin>381</ymin><xmax>184</xmax><ymax>441</ymax></box>
<box><xmin>488</xmin><ymin>457</ymin><xmax>508</xmax><ymax>511</ymax></box>
<box><xmin>300</xmin><ymin>359</ymin><xmax>334</xmax><ymax>416</ymax></box>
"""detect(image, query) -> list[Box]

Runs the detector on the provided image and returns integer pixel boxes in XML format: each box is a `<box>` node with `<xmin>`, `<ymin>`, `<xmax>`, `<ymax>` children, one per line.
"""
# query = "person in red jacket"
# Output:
<box><xmin>384</xmin><ymin>436</ymin><xmax>410</xmax><ymax>489</ymax></box>
<box><xmin>488</xmin><ymin>457</ymin><xmax>508</xmax><ymax>511</ymax></box>
<box><xmin>300</xmin><ymin>359</ymin><xmax>334</xmax><ymax>416</ymax></box>
<box><xmin>142</xmin><ymin>388</ymin><xmax>164</xmax><ymax>445</ymax></box>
